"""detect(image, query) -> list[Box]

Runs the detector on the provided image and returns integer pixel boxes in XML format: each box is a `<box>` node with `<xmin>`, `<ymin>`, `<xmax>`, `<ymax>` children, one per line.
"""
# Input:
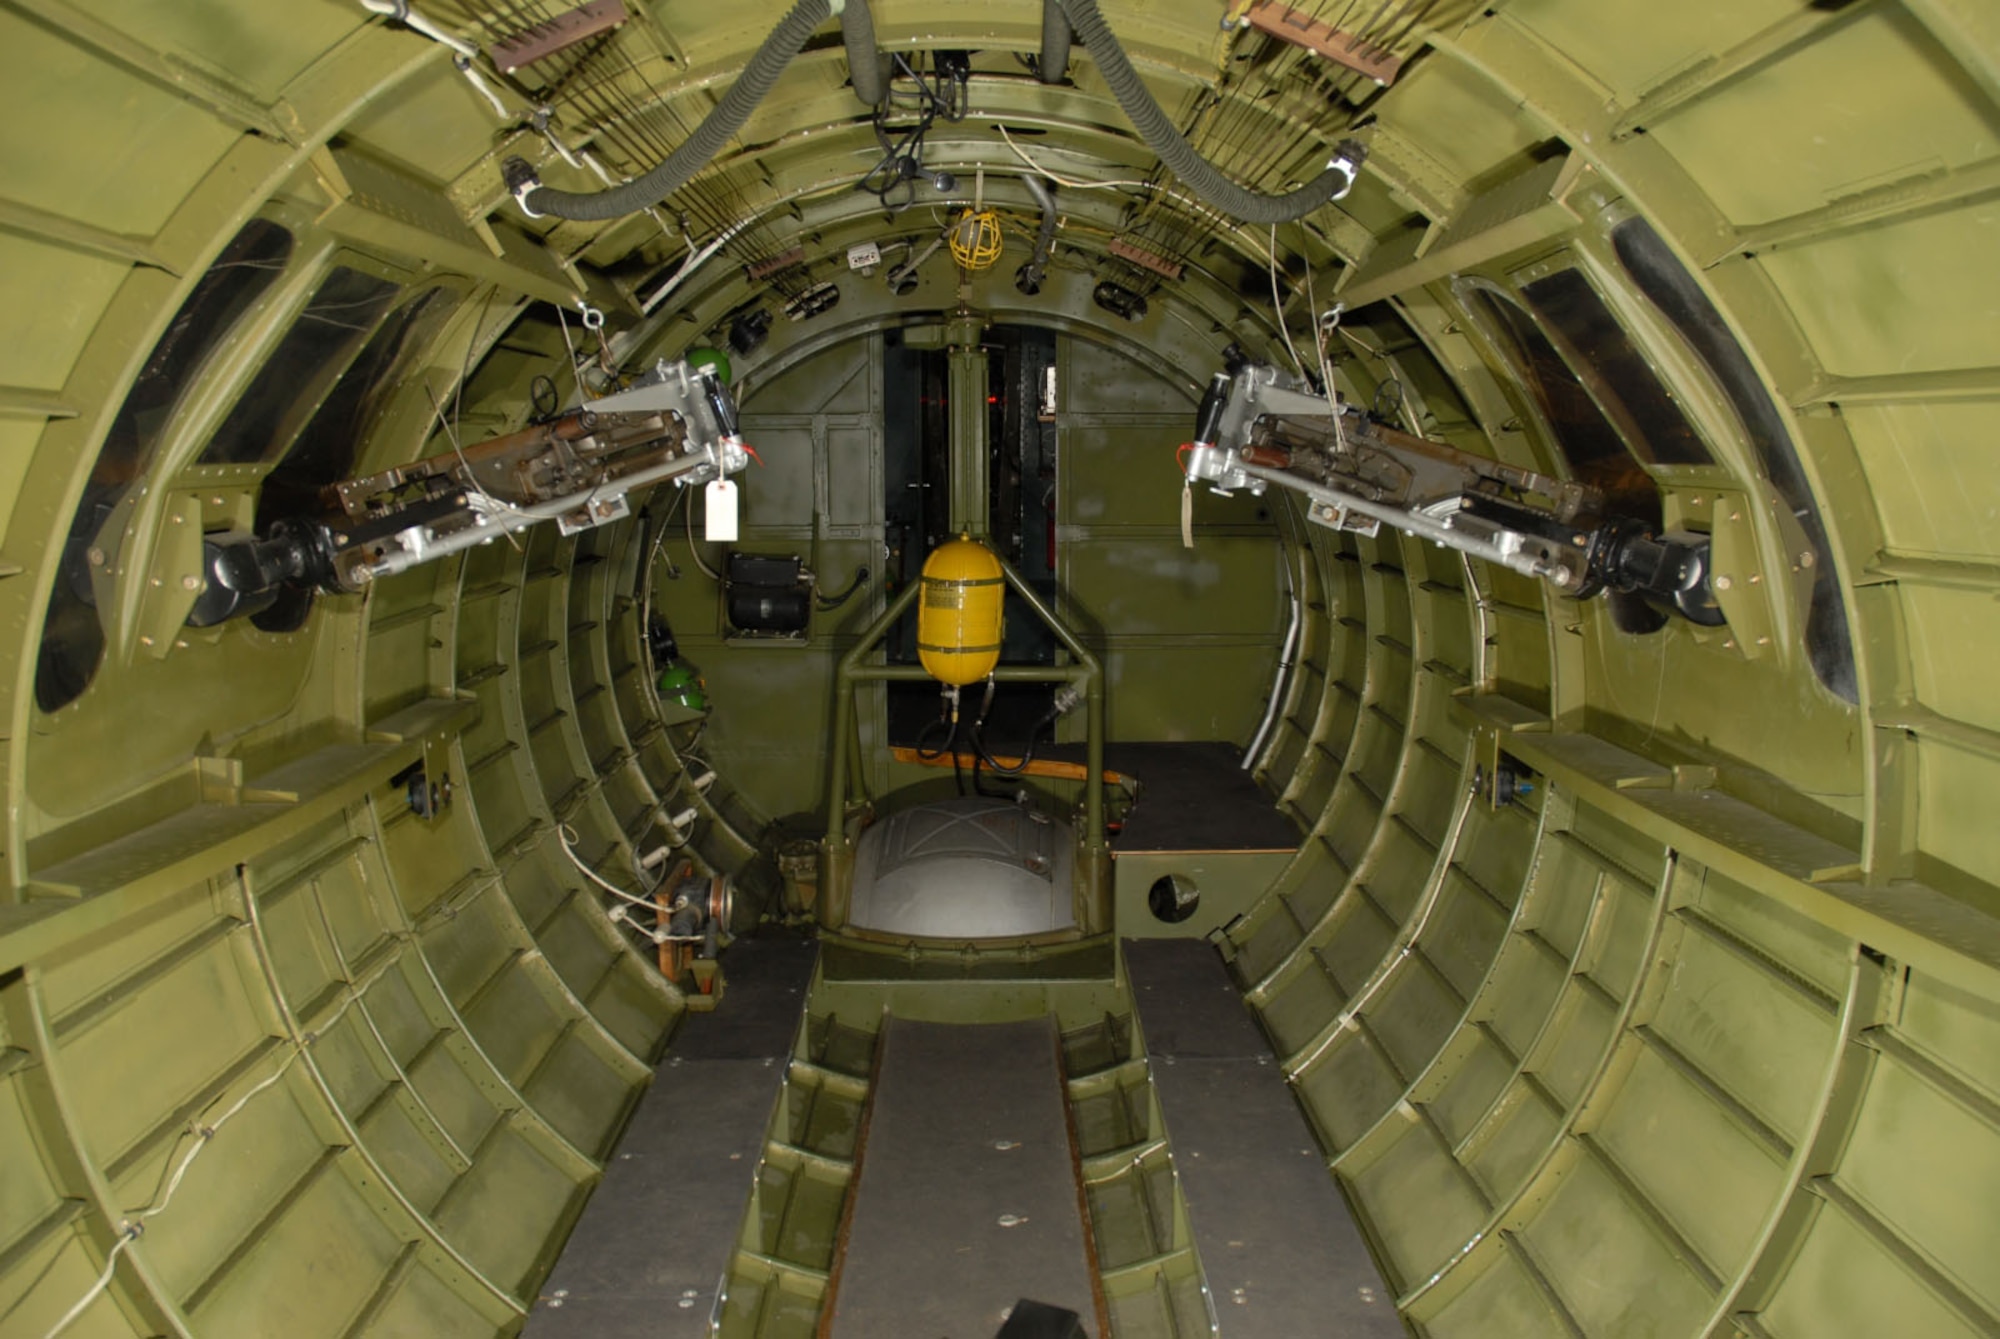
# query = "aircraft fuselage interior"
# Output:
<box><xmin>1</xmin><ymin>0</ymin><xmax>1996</xmax><ymax>1336</ymax></box>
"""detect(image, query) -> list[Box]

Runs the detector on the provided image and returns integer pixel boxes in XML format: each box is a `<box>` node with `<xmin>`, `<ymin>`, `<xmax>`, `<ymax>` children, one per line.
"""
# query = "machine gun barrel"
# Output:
<box><xmin>1183</xmin><ymin>364</ymin><xmax>1722</xmax><ymax>625</ymax></box>
<box><xmin>188</xmin><ymin>359</ymin><xmax>749</xmax><ymax>627</ymax></box>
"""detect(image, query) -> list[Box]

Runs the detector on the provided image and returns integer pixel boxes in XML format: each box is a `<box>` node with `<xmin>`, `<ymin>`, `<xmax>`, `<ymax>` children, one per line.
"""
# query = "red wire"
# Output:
<box><xmin>742</xmin><ymin>442</ymin><xmax>764</xmax><ymax>466</ymax></box>
<box><xmin>1175</xmin><ymin>443</ymin><xmax>1193</xmax><ymax>472</ymax></box>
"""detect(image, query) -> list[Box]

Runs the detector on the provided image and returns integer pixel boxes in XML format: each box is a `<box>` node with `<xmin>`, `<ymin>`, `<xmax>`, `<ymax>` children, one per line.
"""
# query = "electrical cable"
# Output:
<box><xmin>992</xmin><ymin>124</ymin><xmax>1301</xmax><ymax>283</ymax></box>
<box><xmin>970</xmin><ymin>739</ymin><xmax>1002</xmax><ymax>798</ymax></box>
<box><xmin>39</xmin><ymin>1041</ymin><xmax>317</xmax><ymax>1338</ymax></box>
<box><xmin>993</xmin><ymin>123</ymin><xmax>1156</xmax><ymax>192</ymax></box>
<box><xmin>914</xmin><ymin>685</ymin><xmax>958</xmax><ymax>760</ymax></box>
<box><xmin>554</xmin><ymin>303</ymin><xmax>589</xmax><ymax>403</ymax></box>
<box><xmin>555</xmin><ymin>824</ymin><xmax>710</xmax><ymax>944</ymax></box>
<box><xmin>358</xmin><ymin>0</ymin><xmax>473</xmax><ymax>55</ymax></box>
<box><xmin>815</xmin><ymin>565</ymin><xmax>870</xmax><ymax>610</ymax></box>
<box><xmin>1269</xmin><ymin>223</ymin><xmax>1310</xmax><ymax>382</ymax></box>
<box><xmin>557</xmin><ymin>823</ymin><xmax>666</xmax><ymax>911</ymax></box>
<box><xmin>967</xmin><ymin>677</ymin><xmax>1057</xmax><ymax>778</ymax></box>
<box><xmin>683</xmin><ymin>490</ymin><xmax>723</xmax><ymax>580</ymax></box>
<box><xmin>857</xmin><ymin>53</ymin><xmax>961</xmax><ymax>213</ymax></box>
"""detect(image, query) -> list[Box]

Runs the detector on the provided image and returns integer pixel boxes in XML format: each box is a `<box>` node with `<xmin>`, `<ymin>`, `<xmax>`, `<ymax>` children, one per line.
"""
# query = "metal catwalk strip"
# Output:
<box><xmin>526</xmin><ymin>939</ymin><xmax>819</xmax><ymax>1336</ymax></box>
<box><xmin>824</xmin><ymin>1016</ymin><xmax>1103</xmax><ymax>1337</ymax></box>
<box><xmin>1124</xmin><ymin>938</ymin><xmax>1403</xmax><ymax>1337</ymax></box>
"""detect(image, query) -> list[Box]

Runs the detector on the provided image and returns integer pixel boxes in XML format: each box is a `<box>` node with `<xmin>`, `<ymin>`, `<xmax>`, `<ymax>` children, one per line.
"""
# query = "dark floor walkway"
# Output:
<box><xmin>525</xmin><ymin>937</ymin><xmax>817</xmax><ymax>1337</ymax></box>
<box><xmin>1125</xmin><ymin>938</ymin><xmax>1403</xmax><ymax>1338</ymax></box>
<box><xmin>1049</xmin><ymin>741</ymin><xmax>1299</xmax><ymax>852</ymax></box>
<box><xmin>825</xmin><ymin>1016</ymin><xmax>1102</xmax><ymax>1338</ymax></box>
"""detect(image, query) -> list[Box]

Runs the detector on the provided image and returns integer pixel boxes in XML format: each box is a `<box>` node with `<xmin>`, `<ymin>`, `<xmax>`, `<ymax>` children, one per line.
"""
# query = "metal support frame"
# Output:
<box><xmin>945</xmin><ymin>310</ymin><xmax>991</xmax><ymax>538</ymax></box>
<box><xmin>820</xmin><ymin>558</ymin><xmax>1108</xmax><ymax>934</ymax></box>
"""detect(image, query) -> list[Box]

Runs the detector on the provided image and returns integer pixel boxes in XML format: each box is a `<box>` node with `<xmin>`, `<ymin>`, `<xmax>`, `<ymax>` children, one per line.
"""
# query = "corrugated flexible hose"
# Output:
<box><xmin>522</xmin><ymin>0</ymin><xmax>832</xmax><ymax>221</ymax></box>
<box><xmin>843</xmin><ymin>0</ymin><xmax>887</xmax><ymax>106</ymax></box>
<box><xmin>1039</xmin><ymin>0</ymin><xmax>1071</xmax><ymax>83</ymax></box>
<box><xmin>1057</xmin><ymin>0</ymin><xmax>1356</xmax><ymax>225</ymax></box>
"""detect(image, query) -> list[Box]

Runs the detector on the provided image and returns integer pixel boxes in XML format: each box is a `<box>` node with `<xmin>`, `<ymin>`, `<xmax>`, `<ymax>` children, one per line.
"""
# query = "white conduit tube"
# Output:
<box><xmin>1241</xmin><ymin>562</ymin><xmax>1302</xmax><ymax>770</ymax></box>
<box><xmin>640</xmin><ymin>218</ymin><xmax>752</xmax><ymax>314</ymax></box>
<box><xmin>456</xmin><ymin>57</ymin><xmax>509</xmax><ymax>117</ymax></box>
<box><xmin>358</xmin><ymin>0</ymin><xmax>475</xmax><ymax>55</ymax></box>
<box><xmin>357</xmin><ymin>1</ymin><xmax>516</xmax><ymax>119</ymax></box>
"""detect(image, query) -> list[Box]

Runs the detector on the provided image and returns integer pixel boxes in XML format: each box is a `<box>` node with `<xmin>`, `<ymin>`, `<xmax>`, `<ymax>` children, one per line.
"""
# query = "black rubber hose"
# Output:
<box><xmin>842</xmin><ymin>0</ymin><xmax>887</xmax><ymax>106</ymax></box>
<box><xmin>1057</xmin><ymin>0</ymin><xmax>1354</xmax><ymax>225</ymax></box>
<box><xmin>971</xmin><ymin>703</ymin><xmax>1060</xmax><ymax>778</ymax></box>
<box><xmin>1039</xmin><ymin>0</ymin><xmax>1071</xmax><ymax>83</ymax></box>
<box><xmin>914</xmin><ymin>713</ymin><xmax>953</xmax><ymax>761</ymax></box>
<box><xmin>814</xmin><ymin>564</ymin><xmax>870</xmax><ymax>610</ymax></box>
<box><xmin>1016</xmin><ymin>176</ymin><xmax>1059</xmax><ymax>295</ymax></box>
<box><xmin>521</xmin><ymin>0</ymin><xmax>832</xmax><ymax>221</ymax></box>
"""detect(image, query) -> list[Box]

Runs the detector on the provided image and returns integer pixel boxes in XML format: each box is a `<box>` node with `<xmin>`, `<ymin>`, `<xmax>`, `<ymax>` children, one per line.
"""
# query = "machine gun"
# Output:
<box><xmin>1181</xmin><ymin>365</ymin><xmax>1723</xmax><ymax>626</ymax></box>
<box><xmin>189</xmin><ymin>359</ymin><xmax>749</xmax><ymax>626</ymax></box>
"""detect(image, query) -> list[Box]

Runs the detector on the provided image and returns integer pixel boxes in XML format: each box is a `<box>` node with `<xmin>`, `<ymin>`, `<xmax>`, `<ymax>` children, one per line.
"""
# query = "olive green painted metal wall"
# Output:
<box><xmin>650</xmin><ymin>328</ymin><xmax>1287</xmax><ymax>832</ymax></box>
<box><xmin>1058</xmin><ymin>338</ymin><xmax>1284</xmax><ymax>745</ymax></box>
<box><xmin>1218</xmin><ymin>4</ymin><xmax>2000</xmax><ymax>1324</ymax></box>
<box><xmin>1231</xmin><ymin>500</ymin><xmax>2000</xmax><ymax>1334</ymax></box>
<box><xmin>0</xmin><ymin>0</ymin><xmax>1994</xmax><ymax>1335</ymax></box>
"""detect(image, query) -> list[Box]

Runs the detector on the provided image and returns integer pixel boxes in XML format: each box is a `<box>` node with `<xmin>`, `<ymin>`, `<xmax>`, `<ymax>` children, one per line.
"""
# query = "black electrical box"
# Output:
<box><xmin>724</xmin><ymin>552</ymin><xmax>811</xmax><ymax>636</ymax></box>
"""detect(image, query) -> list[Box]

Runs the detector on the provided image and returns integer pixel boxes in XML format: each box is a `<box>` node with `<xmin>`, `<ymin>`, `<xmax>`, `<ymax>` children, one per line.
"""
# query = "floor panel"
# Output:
<box><xmin>1126</xmin><ymin>938</ymin><xmax>1405</xmax><ymax>1338</ymax></box>
<box><xmin>826</xmin><ymin>1016</ymin><xmax>1102</xmax><ymax>1338</ymax></box>
<box><xmin>526</xmin><ymin>938</ymin><xmax>817</xmax><ymax>1337</ymax></box>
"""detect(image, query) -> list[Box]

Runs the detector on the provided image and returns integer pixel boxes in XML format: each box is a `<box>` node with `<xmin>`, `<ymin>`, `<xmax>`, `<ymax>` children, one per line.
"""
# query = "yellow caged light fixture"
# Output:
<box><xmin>948</xmin><ymin>167</ymin><xmax>1003</xmax><ymax>270</ymax></box>
<box><xmin>949</xmin><ymin>207</ymin><xmax>1003</xmax><ymax>269</ymax></box>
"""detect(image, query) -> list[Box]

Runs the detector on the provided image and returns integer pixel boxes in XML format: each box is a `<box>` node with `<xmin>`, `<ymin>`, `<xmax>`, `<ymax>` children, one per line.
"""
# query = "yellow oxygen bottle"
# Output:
<box><xmin>917</xmin><ymin>536</ymin><xmax>1005</xmax><ymax>686</ymax></box>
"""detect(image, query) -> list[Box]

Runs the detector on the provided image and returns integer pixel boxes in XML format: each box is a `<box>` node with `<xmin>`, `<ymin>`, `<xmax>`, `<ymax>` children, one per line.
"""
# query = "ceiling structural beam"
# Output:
<box><xmin>1333</xmin><ymin>154</ymin><xmax>1584</xmax><ymax>308</ymax></box>
<box><xmin>6</xmin><ymin>0</ymin><xmax>291</xmax><ymax>141</ymax></box>
<box><xmin>1861</xmin><ymin>551</ymin><xmax>2000</xmax><ymax>593</ymax></box>
<box><xmin>1711</xmin><ymin>156</ymin><xmax>2000</xmax><ymax>264</ymax></box>
<box><xmin>1791</xmin><ymin>363</ymin><xmax>2000</xmax><ymax>409</ymax></box>
<box><xmin>0</xmin><ymin>387</ymin><xmax>77</xmax><ymax>421</ymax></box>
<box><xmin>317</xmin><ymin>146</ymin><xmax>599</xmax><ymax>311</ymax></box>
<box><xmin>1610</xmin><ymin>0</ymin><xmax>1885</xmax><ymax>139</ymax></box>
<box><xmin>0</xmin><ymin>193</ymin><xmax>178</xmax><ymax>273</ymax></box>
<box><xmin>1872</xmin><ymin>703</ymin><xmax>2000</xmax><ymax>766</ymax></box>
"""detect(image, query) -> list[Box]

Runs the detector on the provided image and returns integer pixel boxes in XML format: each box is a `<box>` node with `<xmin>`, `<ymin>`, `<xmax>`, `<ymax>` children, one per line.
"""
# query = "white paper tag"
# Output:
<box><xmin>705</xmin><ymin>479</ymin><xmax>739</xmax><ymax>543</ymax></box>
<box><xmin>1180</xmin><ymin>479</ymin><xmax>1194</xmax><ymax>550</ymax></box>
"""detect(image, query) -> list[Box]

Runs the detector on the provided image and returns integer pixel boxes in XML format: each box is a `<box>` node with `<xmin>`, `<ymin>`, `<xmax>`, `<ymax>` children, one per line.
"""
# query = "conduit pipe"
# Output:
<box><xmin>359</xmin><ymin>0</ymin><xmax>476</xmax><ymax>57</ymax></box>
<box><xmin>1241</xmin><ymin>562</ymin><xmax>1301</xmax><ymax>769</ymax></box>
<box><xmin>515</xmin><ymin>0</ymin><xmax>831</xmax><ymax>221</ymax></box>
<box><xmin>1057</xmin><ymin>0</ymin><xmax>1362</xmax><ymax>224</ymax></box>
<box><xmin>1015</xmin><ymin>176</ymin><xmax>1059</xmax><ymax>295</ymax></box>
<box><xmin>842</xmin><ymin>0</ymin><xmax>888</xmax><ymax>106</ymax></box>
<box><xmin>639</xmin><ymin>218</ymin><xmax>753</xmax><ymax>314</ymax></box>
<box><xmin>358</xmin><ymin>1</ymin><xmax>517</xmax><ymax>118</ymax></box>
<box><xmin>1039</xmin><ymin>0</ymin><xmax>1072</xmax><ymax>83</ymax></box>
